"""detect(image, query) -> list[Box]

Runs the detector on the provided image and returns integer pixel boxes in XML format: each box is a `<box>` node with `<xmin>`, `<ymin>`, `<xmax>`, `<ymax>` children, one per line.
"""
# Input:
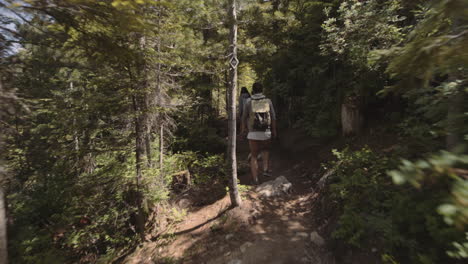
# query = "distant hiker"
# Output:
<box><xmin>238</xmin><ymin>86</ymin><xmax>251</xmax><ymax>119</ymax></box>
<box><xmin>241</xmin><ymin>82</ymin><xmax>277</xmax><ymax>184</ymax></box>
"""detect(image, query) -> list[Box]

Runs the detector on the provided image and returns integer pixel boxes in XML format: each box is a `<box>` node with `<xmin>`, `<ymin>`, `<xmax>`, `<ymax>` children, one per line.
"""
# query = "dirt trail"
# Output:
<box><xmin>124</xmin><ymin>137</ymin><xmax>335</xmax><ymax>264</ymax></box>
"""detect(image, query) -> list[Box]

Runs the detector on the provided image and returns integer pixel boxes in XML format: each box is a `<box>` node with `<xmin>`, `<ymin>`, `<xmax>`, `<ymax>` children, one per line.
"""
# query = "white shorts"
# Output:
<box><xmin>247</xmin><ymin>131</ymin><xmax>271</xmax><ymax>141</ymax></box>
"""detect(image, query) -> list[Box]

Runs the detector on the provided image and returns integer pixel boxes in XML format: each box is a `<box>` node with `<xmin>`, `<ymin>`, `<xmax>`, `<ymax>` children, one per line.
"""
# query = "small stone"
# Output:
<box><xmin>225</xmin><ymin>234</ymin><xmax>234</xmax><ymax>240</ymax></box>
<box><xmin>224</xmin><ymin>251</ymin><xmax>231</xmax><ymax>257</ymax></box>
<box><xmin>240</xmin><ymin>242</ymin><xmax>253</xmax><ymax>253</ymax></box>
<box><xmin>372</xmin><ymin>247</ymin><xmax>377</xmax><ymax>252</ymax></box>
<box><xmin>310</xmin><ymin>231</ymin><xmax>325</xmax><ymax>246</ymax></box>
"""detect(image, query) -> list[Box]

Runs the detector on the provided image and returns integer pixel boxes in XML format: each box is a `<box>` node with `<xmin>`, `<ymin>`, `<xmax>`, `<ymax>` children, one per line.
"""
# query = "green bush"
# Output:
<box><xmin>328</xmin><ymin>147</ymin><xmax>464</xmax><ymax>263</ymax></box>
<box><xmin>166</xmin><ymin>151</ymin><xmax>226</xmax><ymax>185</ymax></box>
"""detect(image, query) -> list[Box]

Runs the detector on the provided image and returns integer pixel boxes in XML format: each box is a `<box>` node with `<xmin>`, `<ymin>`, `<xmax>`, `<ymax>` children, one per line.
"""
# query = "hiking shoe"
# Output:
<box><xmin>263</xmin><ymin>170</ymin><xmax>272</xmax><ymax>177</ymax></box>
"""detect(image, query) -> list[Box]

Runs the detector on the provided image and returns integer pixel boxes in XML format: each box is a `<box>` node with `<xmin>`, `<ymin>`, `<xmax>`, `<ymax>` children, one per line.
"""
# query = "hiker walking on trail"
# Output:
<box><xmin>241</xmin><ymin>82</ymin><xmax>277</xmax><ymax>184</ymax></box>
<box><xmin>238</xmin><ymin>87</ymin><xmax>250</xmax><ymax>120</ymax></box>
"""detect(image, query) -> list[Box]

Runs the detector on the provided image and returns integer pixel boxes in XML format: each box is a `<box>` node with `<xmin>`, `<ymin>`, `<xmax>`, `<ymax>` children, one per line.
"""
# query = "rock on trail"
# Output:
<box><xmin>255</xmin><ymin>176</ymin><xmax>292</xmax><ymax>198</ymax></box>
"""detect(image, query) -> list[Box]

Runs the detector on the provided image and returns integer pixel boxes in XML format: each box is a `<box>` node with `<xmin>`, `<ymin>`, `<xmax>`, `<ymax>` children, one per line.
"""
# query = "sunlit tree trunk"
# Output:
<box><xmin>227</xmin><ymin>0</ymin><xmax>242</xmax><ymax>207</ymax></box>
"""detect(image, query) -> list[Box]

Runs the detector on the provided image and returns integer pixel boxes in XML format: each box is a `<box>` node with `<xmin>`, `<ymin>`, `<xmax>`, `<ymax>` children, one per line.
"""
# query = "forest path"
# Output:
<box><xmin>124</xmin><ymin>133</ymin><xmax>334</xmax><ymax>264</ymax></box>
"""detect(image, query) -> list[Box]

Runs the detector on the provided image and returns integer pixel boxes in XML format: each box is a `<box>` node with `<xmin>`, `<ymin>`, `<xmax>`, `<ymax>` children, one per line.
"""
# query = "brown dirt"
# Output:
<box><xmin>123</xmin><ymin>130</ymin><xmax>339</xmax><ymax>264</ymax></box>
<box><xmin>122</xmin><ymin>125</ymin><xmax>400</xmax><ymax>264</ymax></box>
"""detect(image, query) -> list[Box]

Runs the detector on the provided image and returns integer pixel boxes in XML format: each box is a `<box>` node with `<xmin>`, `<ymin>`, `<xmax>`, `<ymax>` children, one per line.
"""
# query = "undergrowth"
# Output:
<box><xmin>327</xmin><ymin>147</ymin><xmax>466</xmax><ymax>264</ymax></box>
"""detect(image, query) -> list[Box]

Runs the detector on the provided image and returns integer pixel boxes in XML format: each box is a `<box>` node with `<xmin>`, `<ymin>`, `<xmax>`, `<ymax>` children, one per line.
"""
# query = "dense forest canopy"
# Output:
<box><xmin>0</xmin><ymin>0</ymin><xmax>466</xmax><ymax>263</ymax></box>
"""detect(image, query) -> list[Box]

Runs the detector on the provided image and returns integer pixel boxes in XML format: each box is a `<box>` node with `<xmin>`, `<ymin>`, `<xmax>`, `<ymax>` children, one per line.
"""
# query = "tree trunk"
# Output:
<box><xmin>227</xmin><ymin>0</ymin><xmax>242</xmax><ymax>207</ymax></box>
<box><xmin>132</xmin><ymin>95</ymin><xmax>146</xmax><ymax>241</ymax></box>
<box><xmin>159</xmin><ymin>124</ymin><xmax>164</xmax><ymax>177</ymax></box>
<box><xmin>446</xmin><ymin>17</ymin><xmax>464</xmax><ymax>152</ymax></box>
<box><xmin>0</xmin><ymin>78</ymin><xmax>8</xmax><ymax>264</ymax></box>
<box><xmin>0</xmin><ymin>186</ymin><xmax>7</xmax><ymax>264</ymax></box>
<box><xmin>341</xmin><ymin>96</ymin><xmax>363</xmax><ymax>136</ymax></box>
<box><xmin>145</xmin><ymin>134</ymin><xmax>152</xmax><ymax>168</ymax></box>
<box><xmin>154</xmin><ymin>16</ymin><xmax>163</xmax><ymax>170</ymax></box>
<box><xmin>139</xmin><ymin>35</ymin><xmax>154</xmax><ymax>169</ymax></box>
<box><xmin>225</xmin><ymin>69</ymin><xmax>229</xmax><ymax>117</ymax></box>
<box><xmin>446</xmin><ymin>83</ymin><xmax>464</xmax><ymax>151</ymax></box>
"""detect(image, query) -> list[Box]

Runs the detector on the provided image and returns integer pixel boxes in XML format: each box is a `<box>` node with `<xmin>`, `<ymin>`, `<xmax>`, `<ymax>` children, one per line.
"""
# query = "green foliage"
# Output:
<box><xmin>2</xmin><ymin>0</ymin><xmax>466</xmax><ymax>262</ymax></box>
<box><xmin>321</xmin><ymin>0</ymin><xmax>406</xmax><ymax>70</ymax></box>
<box><xmin>3</xmin><ymin>0</ymin><xmax>231</xmax><ymax>262</ymax></box>
<box><xmin>169</xmin><ymin>208</ymin><xmax>187</xmax><ymax>223</ymax></box>
<box><xmin>166</xmin><ymin>151</ymin><xmax>225</xmax><ymax>185</ymax></box>
<box><xmin>172</xmin><ymin>121</ymin><xmax>226</xmax><ymax>155</ymax></box>
<box><xmin>330</xmin><ymin>147</ymin><xmax>400</xmax><ymax>247</ymax></box>
<box><xmin>396</xmin><ymin>79</ymin><xmax>467</xmax><ymax>152</ymax></box>
<box><xmin>389</xmin><ymin>150</ymin><xmax>468</xmax><ymax>260</ymax></box>
<box><xmin>298</xmin><ymin>89</ymin><xmax>340</xmax><ymax>138</ymax></box>
<box><xmin>329</xmin><ymin>147</ymin><xmax>463</xmax><ymax>263</ymax></box>
<box><xmin>190</xmin><ymin>154</ymin><xmax>226</xmax><ymax>185</ymax></box>
<box><xmin>384</xmin><ymin>0</ymin><xmax>468</xmax><ymax>93</ymax></box>
<box><xmin>226</xmin><ymin>181</ymin><xmax>251</xmax><ymax>198</ymax></box>
<box><xmin>447</xmin><ymin>232</ymin><xmax>468</xmax><ymax>259</ymax></box>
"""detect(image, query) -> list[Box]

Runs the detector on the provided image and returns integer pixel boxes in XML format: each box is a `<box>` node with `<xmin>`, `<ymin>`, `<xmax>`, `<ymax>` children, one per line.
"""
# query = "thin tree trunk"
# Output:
<box><xmin>139</xmin><ymin>35</ymin><xmax>153</xmax><ymax>169</ymax></box>
<box><xmin>154</xmin><ymin>11</ymin><xmax>163</xmax><ymax>170</ymax></box>
<box><xmin>446</xmin><ymin>83</ymin><xmax>464</xmax><ymax>151</ymax></box>
<box><xmin>227</xmin><ymin>0</ymin><xmax>242</xmax><ymax>207</ymax></box>
<box><xmin>145</xmin><ymin>135</ymin><xmax>152</xmax><ymax>168</ymax></box>
<box><xmin>132</xmin><ymin>95</ymin><xmax>146</xmax><ymax>241</ymax></box>
<box><xmin>70</xmin><ymin>81</ymin><xmax>81</xmax><ymax>177</ymax></box>
<box><xmin>0</xmin><ymin>186</ymin><xmax>7</xmax><ymax>264</ymax></box>
<box><xmin>0</xmin><ymin>78</ymin><xmax>9</xmax><ymax>264</ymax></box>
<box><xmin>225</xmin><ymin>69</ymin><xmax>229</xmax><ymax>116</ymax></box>
<box><xmin>446</xmin><ymin>18</ymin><xmax>464</xmax><ymax>152</ymax></box>
<box><xmin>159</xmin><ymin>124</ymin><xmax>164</xmax><ymax>177</ymax></box>
<box><xmin>217</xmin><ymin>85</ymin><xmax>221</xmax><ymax>116</ymax></box>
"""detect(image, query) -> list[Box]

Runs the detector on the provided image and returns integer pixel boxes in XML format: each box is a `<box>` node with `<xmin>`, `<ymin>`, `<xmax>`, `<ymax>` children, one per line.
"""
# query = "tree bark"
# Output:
<box><xmin>446</xmin><ymin>17</ymin><xmax>464</xmax><ymax>152</ymax></box>
<box><xmin>446</xmin><ymin>83</ymin><xmax>464</xmax><ymax>151</ymax></box>
<box><xmin>0</xmin><ymin>186</ymin><xmax>7</xmax><ymax>264</ymax></box>
<box><xmin>0</xmin><ymin>78</ymin><xmax>7</xmax><ymax>264</ymax></box>
<box><xmin>159</xmin><ymin>124</ymin><xmax>164</xmax><ymax>178</ymax></box>
<box><xmin>341</xmin><ymin>96</ymin><xmax>363</xmax><ymax>136</ymax></box>
<box><xmin>132</xmin><ymin>95</ymin><xmax>146</xmax><ymax>241</ymax></box>
<box><xmin>227</xmin><ymin>0</ymin><xmax>242</xmax><ymax>207</ymax></box>
<box><xmin>139</xmin><ymin>35</ymin><xmax>153</xmax><ymax>169</ymax></box>
<box><xmin>145</xmin><ymin>134</ymin><xmax>152</xmax><ymax>168</ymax></box>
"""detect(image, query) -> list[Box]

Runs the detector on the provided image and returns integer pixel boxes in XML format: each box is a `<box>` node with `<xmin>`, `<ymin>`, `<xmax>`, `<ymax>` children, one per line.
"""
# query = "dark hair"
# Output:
<box><xmin>252</xmin><ymin>82</ymin><xmax>263</xmax><ymax>94</ymax></box>
<box><xmin>240</xmin><ymin>87</ymin><xmax>250</xmax><ymax>95</ymax></box>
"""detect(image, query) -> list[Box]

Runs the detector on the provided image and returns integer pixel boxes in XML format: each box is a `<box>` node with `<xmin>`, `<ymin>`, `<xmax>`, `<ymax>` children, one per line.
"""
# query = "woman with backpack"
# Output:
<box><xmin>240</xmin><ymin>82</ymin><xmax>277</xmax><ymax>184</ymax></box>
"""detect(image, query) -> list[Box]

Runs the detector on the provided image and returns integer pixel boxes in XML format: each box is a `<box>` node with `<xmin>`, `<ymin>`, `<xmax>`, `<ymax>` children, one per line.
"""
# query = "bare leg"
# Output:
<box><xmin>249</xmin><ymin>140</ymin><xmax>259</xmax><ymax>183</ymax></box>
<box><xmin>250</xmin><ymin>156</ymin><xmax>259</xmax><ymax>183</ymax></box>
<box><xmin>261</xmin><ymin>150</ymin><xmax>269</xmax><ymax>172</ymax></box>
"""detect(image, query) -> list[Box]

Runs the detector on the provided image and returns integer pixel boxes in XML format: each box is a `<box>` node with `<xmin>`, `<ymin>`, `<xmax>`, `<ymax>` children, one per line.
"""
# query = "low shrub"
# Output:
<box><xmin>328</xmin><ymin>147</ymin><xmax>465</xmax><ymax>263</ymax></box>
